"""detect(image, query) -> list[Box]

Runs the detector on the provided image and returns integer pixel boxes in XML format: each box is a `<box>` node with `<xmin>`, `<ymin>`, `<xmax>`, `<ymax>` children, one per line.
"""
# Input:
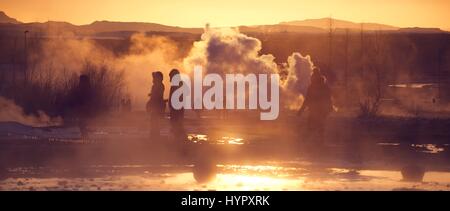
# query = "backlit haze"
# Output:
<box><xmin>1</xmin><ymin>0</ymin><xmax>449</xmax><ymax>29</ymax></box>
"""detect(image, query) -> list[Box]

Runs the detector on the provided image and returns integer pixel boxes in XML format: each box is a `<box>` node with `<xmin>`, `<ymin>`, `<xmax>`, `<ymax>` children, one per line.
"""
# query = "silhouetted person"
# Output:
<box><xmin>147</xmin><ymin>71</ymin><xmax>165</xmax><ymax>140</ymax></box>
<box><xmin>169</xmin><ymin>69</ymin><xmax>186</xmax><ymax>142</ymax></box>
<box><xmin>298</xmin><ymin>68</ymin><xmax>333</xmax><ymax>147</ymax></box>
<box><xmin>70</xmin><ymin>74</ymin><xmax>94</xmax><ymax>139</ymax></box>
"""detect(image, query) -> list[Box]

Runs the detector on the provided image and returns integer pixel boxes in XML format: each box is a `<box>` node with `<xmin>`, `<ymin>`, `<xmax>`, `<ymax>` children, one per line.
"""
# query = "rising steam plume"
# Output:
<box><xmin>0</xmin><ymin>97</ymin><xmax>63</xmax><ymax>127</ymax></box>
<box><xmin>182</xmin><ymin>27</ymin><xmax>315</xmax><ymax>110</ymax></box>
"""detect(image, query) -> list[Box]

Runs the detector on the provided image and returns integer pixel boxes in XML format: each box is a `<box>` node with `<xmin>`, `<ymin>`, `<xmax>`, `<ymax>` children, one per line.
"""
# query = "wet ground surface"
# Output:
<box><xmin>1</xmin><ymin>162</ymin><xmax>450</xmax><ymax>191</ymax></box>
<box><xmin>1</xmin><ymin>121</ymin><xmax>450</xmax><ymax>191</ymax></box>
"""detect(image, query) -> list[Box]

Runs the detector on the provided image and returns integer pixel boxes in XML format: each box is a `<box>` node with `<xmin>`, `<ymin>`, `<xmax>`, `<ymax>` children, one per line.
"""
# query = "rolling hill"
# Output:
<box><xmin>0</xmin><ymin>11</ymin><xmax>447</xmax><ymax>36</ymax></box>
<box><xmin>280</xmin><ymin>18</ymin><xmax>399</xmax><ymax>31</ymax></box>
<box><xmin>0</xmin><ymin>11</ymin><xmax>21</xmax><ymax>24</ymax></box>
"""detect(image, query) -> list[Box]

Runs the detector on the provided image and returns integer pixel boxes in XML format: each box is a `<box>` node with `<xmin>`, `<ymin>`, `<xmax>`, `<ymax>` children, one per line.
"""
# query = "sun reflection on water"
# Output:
<box><xmin>2</xmin><ymin>164</ymin><xmax>450</xmax><ymax>191</ymax></box>
<box><xmin>187</xmin><ymin>134</ymin><xmax>245</xmax><ymax>145</ymax></box>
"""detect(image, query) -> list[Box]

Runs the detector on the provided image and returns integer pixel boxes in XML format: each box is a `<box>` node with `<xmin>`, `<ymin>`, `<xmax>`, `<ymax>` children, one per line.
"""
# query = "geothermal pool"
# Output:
<box><xmin>1</xmin><ymin>122</ymin><xmax>450</xmax><ymax>191</ymax></box>
<box><xmin>1</xmin><ymin>162</ymin><xmax>450</xmax><ymax>191</ymax></box>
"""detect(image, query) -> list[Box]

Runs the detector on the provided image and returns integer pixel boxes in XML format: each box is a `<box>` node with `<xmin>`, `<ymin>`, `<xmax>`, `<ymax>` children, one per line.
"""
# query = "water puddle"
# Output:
<box><xmin>187</xmin><ymin>134</ymin><xmax>246</xmax><ymax>145</ymax></box>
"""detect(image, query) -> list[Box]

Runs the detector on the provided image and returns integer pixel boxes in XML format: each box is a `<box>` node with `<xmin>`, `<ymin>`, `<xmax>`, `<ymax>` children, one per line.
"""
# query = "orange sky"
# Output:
<box><xmin>1</xmin><ymin>0</ymin><xmax>449</xmax><ymax>29</ymax></box>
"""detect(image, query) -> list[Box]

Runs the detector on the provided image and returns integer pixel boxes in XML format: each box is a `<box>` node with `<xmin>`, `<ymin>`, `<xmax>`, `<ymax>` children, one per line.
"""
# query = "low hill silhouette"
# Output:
<box><xmin>0</xmin><ymin>11</ymin><xmax>447</xmax><ymax>36</ymax></box>
<box><xmin>280</xmin><ymin>18</ymin><xmax>399</xmax><ymax>31</ymax></box>
<box><xmin>0</xmin><ymin>11</ymin><xmax>21</xmax><ymax>24</ymax></box>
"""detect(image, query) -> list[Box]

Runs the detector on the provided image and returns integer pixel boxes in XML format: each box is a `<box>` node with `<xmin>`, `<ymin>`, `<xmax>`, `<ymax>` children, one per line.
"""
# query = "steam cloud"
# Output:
<box><xmin>282</xmin><ymin>53</ymin><xmax>315</xmax><ymax>110</ymax></box>
<box><xmin>0</xmin><ymin>97</ymin><xmax>63</xmax><ymax>127</ymax></box>
<box><xmin>183</xmin><ymin>27</ymin><xmax>315</xmax><ymax>110</ymax></box>
<box><xmin>183</xmin><ymin>27</ymin><xmax>278</xmax><ymax>74</ymax></box>
<box><xmin>30</xmin><ymin>34</ymin><xmax>182</xmax><ymax>110</ymax></box>
<box><xmin>22</xmin><ymin>27</ymin><xmax>315</xmax><ymax>113</ymax></box>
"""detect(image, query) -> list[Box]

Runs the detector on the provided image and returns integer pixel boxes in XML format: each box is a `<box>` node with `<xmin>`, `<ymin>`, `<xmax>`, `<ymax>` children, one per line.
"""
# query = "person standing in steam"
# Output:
<box><xmin>169</xmin><ymin>69</ymin><xmax>186</xmax><ymax>141</ymax></box>
<box><xmin>69</xmin><ymin>74</ymin><xmax>94</xmax><ymax>139</ymax></box>
<box><xmin>147</xmin><ymin>71</ymin><xmax>165</xmax><ymax>140</ymax></box>
<box><xmin>298</xmin><ymin>68</ymin><xmax>333</xmax><ymax>147</ymax></box>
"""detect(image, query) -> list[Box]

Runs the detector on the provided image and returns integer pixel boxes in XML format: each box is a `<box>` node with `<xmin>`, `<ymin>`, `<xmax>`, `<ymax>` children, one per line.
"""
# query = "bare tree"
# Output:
<box><xmin>358</xmin><ymin>30</ymin><xmax>390</xmax><ymax>118</ymax></box>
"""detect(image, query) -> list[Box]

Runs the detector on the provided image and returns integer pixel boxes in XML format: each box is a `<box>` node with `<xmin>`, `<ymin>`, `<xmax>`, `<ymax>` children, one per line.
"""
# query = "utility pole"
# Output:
<box><xmin>344</xmin><ymin>28</ymin><xmax>349</xmax><ymax>106</ymax></box>
<box><xmin>24</xmin><ymin>30</ymin><xmax>29</xmax><ymax>84</ymax></box>
<box><xmin>360</xmin><ymin>23</ymin><xmax>364</xmax><ymax>79</ymax></box>
<box><xmin>437</xmin><ymin>48</ymin><xmax>442</xmax><ymax>103</ymax></box>
<box><xmin>12</xmin><ymin>36</ymin><xmax>18</xmax><ymax>84</ymax></box>
<box><xmin>328</xmin><ymin>16</ymin><xmax>333</xmax><ymax>74</ymax></box>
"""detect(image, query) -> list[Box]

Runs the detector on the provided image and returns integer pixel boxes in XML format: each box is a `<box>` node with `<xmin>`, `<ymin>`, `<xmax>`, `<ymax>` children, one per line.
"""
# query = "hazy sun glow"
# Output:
<box><xmin>1</xmin><ymin>0</ymin><xmax>449</xmax><ymax>29</ymax></box>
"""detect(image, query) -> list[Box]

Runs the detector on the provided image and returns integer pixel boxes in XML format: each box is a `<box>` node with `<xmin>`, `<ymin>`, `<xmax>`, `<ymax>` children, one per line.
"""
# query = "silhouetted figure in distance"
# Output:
<box><xmin>298</xmin><ymin>68</ymin><xmax>333</xmax><ymax>147</ymax></box>
<box><xmin>69</xmin><ymin>74</ymin><xmax>94</xmax><ymax>139</ymax></box>
<box><xmin>169</xmin><ymin>69</ymin><xmax>186</xmax><ymax>142</ymax></box>
<box><xmin>147</xmin><ymin>71</ymin><xmax>165</xmax><ymax>140</ymax></box>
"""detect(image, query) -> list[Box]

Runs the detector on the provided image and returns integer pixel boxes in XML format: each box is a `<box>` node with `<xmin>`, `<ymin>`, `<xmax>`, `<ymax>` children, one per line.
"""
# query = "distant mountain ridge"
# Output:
<box><xmin>0</xmin><ymin>11</ymin><xmax>21</xmax><ymax>24</ymax></box>
<box><xmin>280</xmin><ymin>18</ymin><xmax>399</xmax><ymax>31</ymax></box>
<box><xmin>0</xmin><ymin>11</ymin><xmax>447</xmax><ymax>36</ymax></box>
<box><xmin>79</xmin><ymin>20</ymin><xmax>202</xmax><ymax>34</ymax></box>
